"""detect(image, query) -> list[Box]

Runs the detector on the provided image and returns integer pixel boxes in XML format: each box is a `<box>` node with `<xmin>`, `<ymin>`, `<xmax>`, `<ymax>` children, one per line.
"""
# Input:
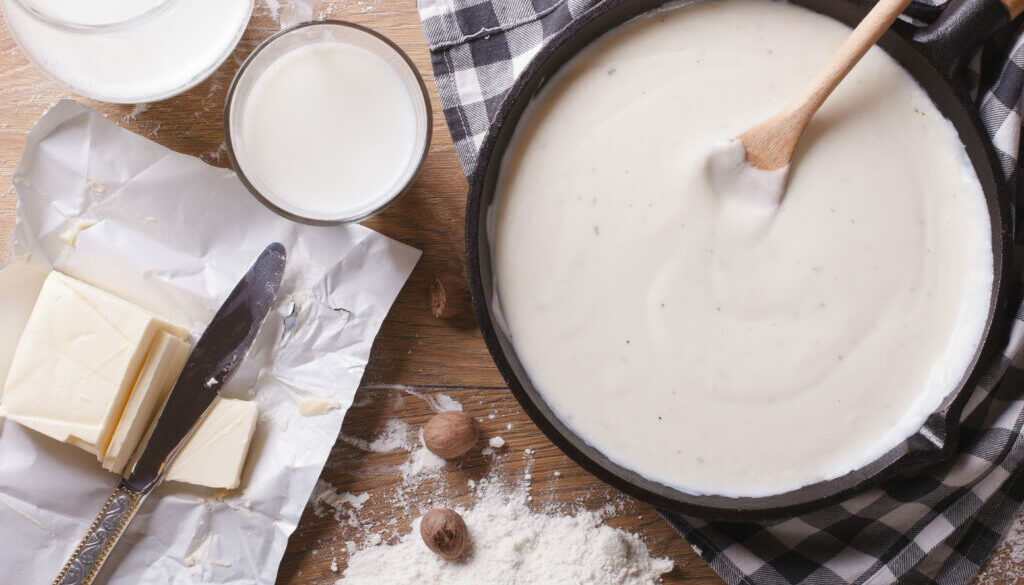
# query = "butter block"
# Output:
<box><xmin>164</xmin><ymin>398</ymin><xmax>259</xmax><ymax>490</ymax></box>
<box><xmin>0</xmin><ymin>271</ymin><xmax>188</xmax><ymax>452</ymax></box>
<box><xmin>0</xmin><ymin>263</ymin><xmax>48</xmax><ymax>391</ymax></box>
<box><xmin>103</xmin><ymin>331</ymin><xmax>191</xmax><ymax>474</ymax></box>
<box><xmin>68</xmin><ymin>437</ymin><xmax>101</xmax><ymax>456</ymax></box>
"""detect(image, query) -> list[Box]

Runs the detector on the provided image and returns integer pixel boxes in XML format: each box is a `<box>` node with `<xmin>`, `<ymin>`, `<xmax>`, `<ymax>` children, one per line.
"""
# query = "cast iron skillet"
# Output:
<box><xmin>466</xmin><ymin>0</ymin><xmax>1020</xmax><ymax>520</ymax></box>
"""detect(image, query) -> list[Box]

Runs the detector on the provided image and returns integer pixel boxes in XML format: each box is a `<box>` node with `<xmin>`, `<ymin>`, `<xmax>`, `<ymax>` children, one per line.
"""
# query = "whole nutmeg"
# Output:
<box><xmin>420</xmin><ymin>508</ymin><xmax>469</xmax><ymax>559</ymax></box>
<box><xmin>423</xmin><ymin>411</ymin><xmax>479</xmax><ymax>459</ymax></box>
<box><xmin>430</xmin><ymin>274</ymin><xmax>471</xmax><ymax>319</ymax></box>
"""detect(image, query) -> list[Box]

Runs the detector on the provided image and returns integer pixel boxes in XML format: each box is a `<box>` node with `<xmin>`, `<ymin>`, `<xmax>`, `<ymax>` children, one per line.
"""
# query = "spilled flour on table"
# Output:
<box><xmin>395</xmin><ymin>387</ymin><xmax>463</xmax><ymax>413</ymax></box>
<box><xmin>338</xmin><ymin>418</ymin><xmax>415</xmax><ymax>453</ymax></box>
<box><xmin>317</xmin><ymin>389</ymin><xmax>671</xmax><ymax>584</ymax></box>
<box><xmin>262</xmin><ymin>0</ymin><xmax>343</xmax><ymax>27</ymax></box>
<box><xmin>978</xmin><ymin>508</ymin><xmax>1024</xmax><ymax>584</ymax></box>
<box><xmin>262</xmin><ymin>0</ymin><xmax>281</xmax><ymax>20</ymax></box>
<box><xmin>336</xmin><ymin>479</ymin><xmax>672</xmax><ymax>585</ymax></box>
<box><xmin>400</xmin><ymin>433</ymin><xmax>446</xmax><ymax>480</ymax></box>
<box><xmin>313</xmin><ymin>481</ymin><xmax>370</xmax><ymax>520</ymax></box>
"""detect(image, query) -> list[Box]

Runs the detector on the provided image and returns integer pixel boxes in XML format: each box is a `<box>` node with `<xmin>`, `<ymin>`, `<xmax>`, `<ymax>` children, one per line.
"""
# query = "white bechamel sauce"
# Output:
<box><xmin>2</xmin><ymin>0</ymin><xmax>252</xmax><ymax>102</ymax></box>
<box><xmin>707</xmin><ymin>140</ymin><xmax>789</xmax><ymax>211</ymax></box>
<box><xmin>232</xmin><ymin>41</ymin><xmax>420</xmax><ymax>222</ymax></box>
<box><xmin>491</xmin><ymin>0</ymin><xmax>994</xmax><ymax>497</ymax></box>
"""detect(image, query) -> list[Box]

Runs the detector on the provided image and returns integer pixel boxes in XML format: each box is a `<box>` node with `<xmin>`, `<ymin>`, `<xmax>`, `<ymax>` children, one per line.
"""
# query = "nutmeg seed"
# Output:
<box><xmin>430</xmin><ymin>274</ymin><xmax>471</xmax><ymax>319</ymax></box>
<box><xmin>420</xmin><ymin>507</ymin><xmax>469</xmax><ymax>559</ymax></box>
<box><xmin>423</xmin><ymin>411</ymin><xmax>479</xmax><ymax>459</ymax></box>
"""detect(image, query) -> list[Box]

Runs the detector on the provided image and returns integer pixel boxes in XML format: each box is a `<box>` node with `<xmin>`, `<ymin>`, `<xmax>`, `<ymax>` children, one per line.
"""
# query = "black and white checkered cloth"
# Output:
<box><xmin>417</xmin><ymin>0</ymin><xmax>1024</xmax><ymax>583</ymax></box>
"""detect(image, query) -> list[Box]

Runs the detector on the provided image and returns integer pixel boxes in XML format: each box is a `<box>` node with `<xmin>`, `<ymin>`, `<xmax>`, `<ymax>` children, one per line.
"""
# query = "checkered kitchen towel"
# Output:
<box><xmin>417</xmin><ymin>0</ymin><xmax>1024</xmax><ymax>583</ymax></box>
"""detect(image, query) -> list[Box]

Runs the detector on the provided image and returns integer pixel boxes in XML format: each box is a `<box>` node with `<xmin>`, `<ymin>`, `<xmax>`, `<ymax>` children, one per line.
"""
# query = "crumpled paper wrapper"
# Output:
<box><xmin>0</xmin><ymin>100</ymin><xmax>420</xmax><ymax>584</ymax></box>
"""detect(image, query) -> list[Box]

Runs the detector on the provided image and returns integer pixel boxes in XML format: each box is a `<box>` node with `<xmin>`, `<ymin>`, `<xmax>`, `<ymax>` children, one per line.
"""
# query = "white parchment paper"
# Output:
<box><xmin>0</xmin><ymin>100</ymin><xmax>421</xmax><ymax>584</ymax></box>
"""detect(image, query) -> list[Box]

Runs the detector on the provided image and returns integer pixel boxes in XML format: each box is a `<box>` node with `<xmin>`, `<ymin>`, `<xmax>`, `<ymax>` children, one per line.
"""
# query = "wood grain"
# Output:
<box><xmin>0</xmin><ymin>2</ymin><xmax>1018</xmax><ymax>584</ymax></box>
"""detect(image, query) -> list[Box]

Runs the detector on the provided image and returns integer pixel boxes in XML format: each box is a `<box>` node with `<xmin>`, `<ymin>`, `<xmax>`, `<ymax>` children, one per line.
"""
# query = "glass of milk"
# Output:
<box><xmin>225</xmin><ymin>21</ymin><xmax>433</xmax><ymax>225</ymax></box>
<box><xmin>2</xmin><ymin>0</ymin><xmax>253</xmax><ymax>103</ymax></box>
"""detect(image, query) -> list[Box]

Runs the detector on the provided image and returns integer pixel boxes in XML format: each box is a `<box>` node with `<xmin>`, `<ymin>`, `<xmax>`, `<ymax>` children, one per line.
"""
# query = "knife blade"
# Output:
<box><xmin>126</xmin><ymin>241</ymin><xmax>287</xmax><ymax>493</ymax></box>
<box><xmin>52</xmin><ymin>242</ymin><xmax>287</xmax><ymax>585</ymax></box>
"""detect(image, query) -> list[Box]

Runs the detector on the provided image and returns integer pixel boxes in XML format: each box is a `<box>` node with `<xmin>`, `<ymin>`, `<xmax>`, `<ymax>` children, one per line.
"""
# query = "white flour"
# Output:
<box><xmin>127</xmin><ymin>103</ymin><xmax>149</xmax><ymax>121</ymax></box>
<box><xmin>978</xmin><ymin>509</ymin><xmax>1024</xmax><ymax>583</ymax></box>
<box><xmin>323</xmin><ymin>388</ymin><xmax>670</xmax><ymax>584</ymax></box>
<box><xmin>400</xmin><ymin>439</ymin><xmax>446</xmax><ymax>479</ymax></box>
<box><xmin>397</xmin><ymin>387</ymin><xmax>463</xmax><ymax>413</ymax></box>
<box><xmin>262</xmin><ymin>0</ymin><xmax>281</xmax><ymax>21</ymax></box>
<box><xmin>339</xmin><ymin>419</ymin><xmax>415</xmax><ymax>453</ymax></box>
<box><xmin>313</xmin><ymin>481</ymin><xmax>370</xmax><ymax>515</ymax></box>
<box><xmin>336</xmin><ymin>480</ymin><xmax>672</xmax><ymax>585</ymax></box>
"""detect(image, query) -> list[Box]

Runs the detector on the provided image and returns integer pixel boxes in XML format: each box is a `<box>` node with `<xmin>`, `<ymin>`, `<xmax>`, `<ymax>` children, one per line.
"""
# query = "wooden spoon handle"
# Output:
<box><xmin>740</xmin><ymin>0</ymin><xmax>912</xmax><ymax>170</ymax></box>
<box><xmin>1001</xmin><ymin>0</ymin><xmax>1024</xmax><ymax>18</ymax></box>
<box><xmin>794</xmin><ymin>0</ymin><xmax>913</xmax><ymax>119</ymax></box>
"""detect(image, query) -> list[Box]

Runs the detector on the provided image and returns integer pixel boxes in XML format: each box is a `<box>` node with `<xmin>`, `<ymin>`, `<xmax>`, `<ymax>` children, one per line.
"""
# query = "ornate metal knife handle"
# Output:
<box><xmin>52</xmin><ymin>482</ymin><xmax>144</xmax><ymax>585</ymax></box>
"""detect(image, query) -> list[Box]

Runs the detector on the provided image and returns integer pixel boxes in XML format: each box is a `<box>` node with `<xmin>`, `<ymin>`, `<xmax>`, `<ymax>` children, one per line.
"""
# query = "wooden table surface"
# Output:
<box><xmin>0</xmin><ymin>2</ymin><xmax>1020</xmax><ymax>584</ymax></box>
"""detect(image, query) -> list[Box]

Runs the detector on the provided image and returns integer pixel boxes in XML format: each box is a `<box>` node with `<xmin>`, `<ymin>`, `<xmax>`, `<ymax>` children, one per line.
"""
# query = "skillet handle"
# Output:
<box><xmin>912</xmin><ymin>0</ymin><xmax>1016</xmax><ymax>80</ymax></box>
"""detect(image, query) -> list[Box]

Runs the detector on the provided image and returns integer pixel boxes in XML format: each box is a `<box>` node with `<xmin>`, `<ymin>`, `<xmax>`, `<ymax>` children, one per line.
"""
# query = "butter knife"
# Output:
<box><xmin>51</xmin><ymin>242</ymin><xmax>287</xmax><ymax>585</ymax></box>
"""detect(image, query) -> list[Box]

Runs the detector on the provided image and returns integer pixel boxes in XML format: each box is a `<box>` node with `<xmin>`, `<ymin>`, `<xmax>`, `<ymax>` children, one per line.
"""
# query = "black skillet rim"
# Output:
<box><xmin>465</xmin><ymin>0</ymin><xmax>1015</xmax><ymax>520</ymax></box>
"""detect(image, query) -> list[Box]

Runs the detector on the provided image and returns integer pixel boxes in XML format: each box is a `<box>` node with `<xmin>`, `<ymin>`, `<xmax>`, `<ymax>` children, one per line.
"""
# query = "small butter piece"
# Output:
<box><xmin>0</xmin><ymin>272</ymin><xmax>188</xmax><ymax>451</ymax></box>
<box><xmin>297</xmin><ymin>397</ymin><xmax>340</xmax><ymax>416</ymax></box>
<box><xmin>68</xmin><ymin>437</ymin><xmax>101</xmax><ymax>456</ymax></box>
<box><xmin>59</xmin><ymin>219</ymin><xmax>97</xmax><ymax>247</ymax></box>
<box><xmin>103</xmin><ymin>332</ymin><xmax>191</xmax><ymax>474</ymax></box>
<box><xmin>165</xmin><ymin>398</ymin><xmax>259</xmax><ymax>489</ymax></box>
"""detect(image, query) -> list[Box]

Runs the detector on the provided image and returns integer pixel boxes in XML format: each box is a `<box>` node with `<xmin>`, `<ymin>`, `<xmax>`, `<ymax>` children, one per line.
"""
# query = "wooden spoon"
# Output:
<box><xmin>737</xmin><ymin>0</ymin><xmax>913</xmax><ymax>172</ymax></box>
